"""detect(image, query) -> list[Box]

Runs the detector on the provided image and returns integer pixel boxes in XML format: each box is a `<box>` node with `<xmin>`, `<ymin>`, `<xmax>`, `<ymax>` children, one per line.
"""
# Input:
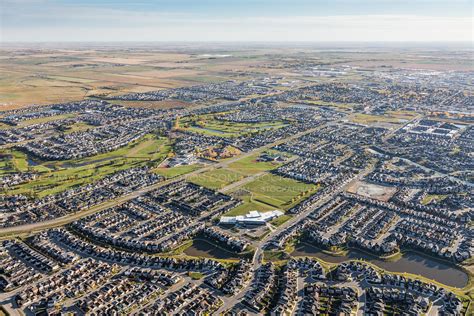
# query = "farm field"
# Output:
<box><xmin>0</xmin><ymin>49</ymin><xmax>270</xmax><ymax>110</ymax></box>
<box><xmin>0</xmin><ymin>42</ymin><xmax>472</xmax><ymax>316</ymax></box>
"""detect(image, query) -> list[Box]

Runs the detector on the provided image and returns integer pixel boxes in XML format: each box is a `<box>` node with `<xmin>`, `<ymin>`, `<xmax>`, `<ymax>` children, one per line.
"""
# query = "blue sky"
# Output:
<box><xmin>1</xmin><ymin>0</ymin><xmax>472</xmax><ymax>42</ymax></box>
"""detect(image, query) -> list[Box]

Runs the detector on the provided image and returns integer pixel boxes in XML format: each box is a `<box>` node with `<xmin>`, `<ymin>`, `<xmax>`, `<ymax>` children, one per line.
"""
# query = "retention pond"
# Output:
<box><xmin>291</xmin><ymin>242</ymin><xmax>468</xmax><ymax>288</ymax></box>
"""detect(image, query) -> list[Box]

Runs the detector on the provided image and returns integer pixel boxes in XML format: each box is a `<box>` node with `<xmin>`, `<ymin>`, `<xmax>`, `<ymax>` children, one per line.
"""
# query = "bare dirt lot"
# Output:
<box><xmin>346</xmin><ymin>181</ymin><xmax>397</xmax><ymax>202</ymax></box>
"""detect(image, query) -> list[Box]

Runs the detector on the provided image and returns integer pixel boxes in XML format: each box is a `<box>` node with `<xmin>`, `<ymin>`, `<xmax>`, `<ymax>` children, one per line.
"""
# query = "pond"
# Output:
<box><xmin>184</xmin><ymin>239</ymin><xmax>244</xmax><ymax>260</ymax></box>
<box><xmin>291</xmin><ymin>242</ymin><xmax>469</xmax><ymax>288</ymax></box>
<box><xmin>27</xmin><ymin>157</ymin><xmax>40</xmax><ymax>166</ymax></box>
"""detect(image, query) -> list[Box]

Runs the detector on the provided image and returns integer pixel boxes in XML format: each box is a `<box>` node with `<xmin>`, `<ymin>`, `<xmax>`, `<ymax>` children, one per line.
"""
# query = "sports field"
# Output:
<box><xmin>238</xmin><ymin>173</ymin><xmax>318</xmax><ymax>209</ymax></box>
<box><xmin>188</xmin><ymin>168</ymin><xmax>244</xmax><ymax>190</ymax></box>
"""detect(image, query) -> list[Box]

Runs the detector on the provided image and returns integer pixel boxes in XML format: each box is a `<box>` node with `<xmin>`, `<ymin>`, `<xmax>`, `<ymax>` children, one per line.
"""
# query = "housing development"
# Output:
<box><xmin>0</xmin><ymin>45</ymin><xmax>472</xmax><ymax>316</ymax></box>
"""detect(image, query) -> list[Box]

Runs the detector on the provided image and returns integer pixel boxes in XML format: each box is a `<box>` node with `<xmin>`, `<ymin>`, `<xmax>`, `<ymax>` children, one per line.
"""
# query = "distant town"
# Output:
<box><xmin>0</xmin><ymin>45</ymin><xmax>472</xmax><ymax>316</ymax></box>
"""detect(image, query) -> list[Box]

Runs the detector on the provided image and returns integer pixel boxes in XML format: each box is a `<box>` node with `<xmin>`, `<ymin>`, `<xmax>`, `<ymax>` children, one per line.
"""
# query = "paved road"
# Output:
<box><xmin>0</xmin><ymin>125</ymin><xmax>323</xmax><ymax>237</ymax></box>
<box><xmin>217</xmin><ymin>163</ymin><xmax>374</xmax><ymax>313</ymax></box>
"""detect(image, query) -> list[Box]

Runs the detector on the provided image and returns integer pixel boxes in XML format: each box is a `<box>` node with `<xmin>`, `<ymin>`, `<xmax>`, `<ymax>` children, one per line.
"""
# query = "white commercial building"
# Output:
<box><xmin>220</xmin><ymin>210</ymin><xmax>284</xmax><ymax>225</ymax></box>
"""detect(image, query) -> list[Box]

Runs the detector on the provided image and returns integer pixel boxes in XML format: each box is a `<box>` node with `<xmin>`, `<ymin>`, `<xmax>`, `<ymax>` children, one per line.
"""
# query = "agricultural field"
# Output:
<box><xmin>0</xmin><ymin>49</ymin><xmax>270</xmax><ymax>110</ymax></box>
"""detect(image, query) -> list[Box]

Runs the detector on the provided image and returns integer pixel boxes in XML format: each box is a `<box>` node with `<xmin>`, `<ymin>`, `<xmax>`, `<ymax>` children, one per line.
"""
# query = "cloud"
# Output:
<box><xmin>1</xmin><ymin>0</ymin><xmax>472</xmax><ymax>42</ymax></box>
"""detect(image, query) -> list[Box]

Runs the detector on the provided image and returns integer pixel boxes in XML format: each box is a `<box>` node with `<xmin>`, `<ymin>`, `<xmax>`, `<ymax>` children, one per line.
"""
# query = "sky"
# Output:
<box><xmin>1</xmin><ymin>0</ymin><xmax>472</xmax><ymax>42</ymax></box>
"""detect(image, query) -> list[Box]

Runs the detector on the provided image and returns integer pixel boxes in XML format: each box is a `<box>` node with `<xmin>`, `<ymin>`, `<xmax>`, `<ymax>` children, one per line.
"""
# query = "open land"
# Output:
<box><xmin>0</xmin><ymin>44</ymin><xmax>472</xmax><ymax>316</ymax></box>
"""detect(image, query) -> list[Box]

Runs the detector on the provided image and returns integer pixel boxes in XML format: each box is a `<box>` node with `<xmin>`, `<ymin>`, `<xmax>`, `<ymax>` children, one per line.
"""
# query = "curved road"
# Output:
<box><xmin>0</xmin><ymin>125</ymin><xmax>323</xmax><ymax>238</ymax></box>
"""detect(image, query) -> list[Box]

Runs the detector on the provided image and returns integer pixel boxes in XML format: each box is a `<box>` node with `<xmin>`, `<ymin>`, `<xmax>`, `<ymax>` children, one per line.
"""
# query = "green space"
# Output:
<box><xmin>2</xmin><ymin>134</ymin><xmax>171</xmax><ymax>198</ymax></box>
<box><xmin>270</xmin><ymin>214</ymin><xmax>292</xmax><ymax>227</ymax></box>
<box><xmin>3</xmin><ymin>149</ymin><xmax>50</xmax><ymax>174</ymax></box>
<box><xmin>226</xmin><ymin>151</ymin><xmax>288</xmax><ymax>176</ymax></box>
<box><xmin>386</xmin><ymin>110</ymin><xmax>419</xmax><ymax>120</ymax></box>
<box><xmin>223</xmin><ymin>194</ymin><xmax>275</xmax><ymax>217</ymax></box>
<box><xmin>263</xmin><ymin>250</ymin><xmax>289</xmax><ymax>262</ymax></box>
<box><xmin>188</xmin><ymin>271</ymin><xmax>204</xmax><ymax>280</ymax></box>
<box><xmin>351</xmin><ymin>113</ymin><xmax>404</xmax><ymax>124</ymax></box>
<box><xmin>422</xmin><ymin>194</ymin><xmax>448</xmax><ymax>205</ymax></box>
<box><xmin>0</xmin><ymin>156</ymin><xmax>12</xmax><ymax>175</ymax></box>
<box><xmin>154</xmin><ymin>164</ymin><xmax>202</xmax><ymax>178</ymax></box>
<box><xmin>178</xmin><ymin>114</ymin><xmax>287</xmax><ymax>138</ymax></box>
<box><xmin>10</xmin><ymin>150</ymin><xmax>30</xmax><ymax>172</ymax></box>
<box><xmin>301</xmin><ymin>100</ymin><xmax>358</xmax><ymax>111</ymax></box>
<box><xmin>63</xmin><ymin>121</ymin><xmax>95</xmax><ymax>134</ymax></box>
<box><xmin>237</xmin><ymin>173</ymin><xmax>319</xmax><ymax>210</ymax></box>
<box><xmin>188</xmin><ymin>168</ymin><xmax>244</xmax><ymax>190</ymax></box>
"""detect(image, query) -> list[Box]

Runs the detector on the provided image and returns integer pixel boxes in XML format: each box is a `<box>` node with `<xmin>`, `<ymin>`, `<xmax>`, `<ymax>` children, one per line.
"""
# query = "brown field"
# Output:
<box><xmin>346</xmin><ymin>181</ymin><xmax>397</xmax><ymax>202</ymax></box>
<box><xmin>111</xmin><ymin>100</ymin><xmax>191</xmax><ymax>109</ymax></box>
<box><xmin>1</xmin><ymin>46</ymin><xmax>471</xmax><ymax>110</ymax></box>
<box><xmin>343</xmin><ymin>59</ymin><xmax>474</xmax><ymax>72</ymax></box>
<box><xmin>0</xmin><ymin>47</ymin><xmax>265</xmax><ymax>109</ymax></box>
<box><xmin>0</xmin><ymin>46</ymin><xmax>320</xmax><ymax>111</ymax></box>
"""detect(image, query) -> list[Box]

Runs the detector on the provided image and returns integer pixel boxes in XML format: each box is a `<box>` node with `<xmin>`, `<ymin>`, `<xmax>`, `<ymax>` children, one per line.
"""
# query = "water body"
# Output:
<box><xmin>184</xmin><ymin>239</ymin><xmax>244</xmax><ymax>260</ymax></box>
<box><xmin>292</xmin><ymin>243</ymin><xmax>468</xmax><ymax>288</ymax></box>
<box><xmin>26</xmin><ymin>157</ymin><xmax>40</xmax><ymax>166</ymax></box>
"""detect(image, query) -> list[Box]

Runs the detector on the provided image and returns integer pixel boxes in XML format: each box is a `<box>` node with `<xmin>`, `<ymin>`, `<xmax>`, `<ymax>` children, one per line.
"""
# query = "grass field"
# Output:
<box><xmin>188</xmin><ymin>272</ymin><xmax>204</xmax><ymax>280</ymax></box>
<box><xmin>422</xmin><ymin>194</ymin><xmax>448</xmax><ymax>205</ymax></box>
<box><xmin>223</xmin><ymin>195</ymin><xmax>275</xmax><ymax>217</ymax></box>
<box><xmin>226</xmin><ymin>152</ymin><xmax>286</xmax><ymax>176</ymax></box>
<box><xmin>63</xmin><ymin>121</ymin><xmax>95</xmax><ymax>134</ymax></box>
<box><xmin>2</xmin><ymin>134</ymin><xmax>171</xmax><ymax>197</ymax></box>
<box><xmin>237</xmin><ymin>173</ymin><xmax>318</xmax><ymax>209</ymax></box>
<box><xmin>17</xmin><ymin>114</ymin><xmax>76</xmax><ymax>127</ymax></box>
<box><xmin>270</xmin><ymin>214</ymin><xmax>293</xmax><ymax>226</ymax></box>
<box><xmin>0</xmin><ymin>155</ymin><xmax>15</xmax><ymax>175</ymax></box>
<box><xmin>10</xmin><ymin>150</ymin><xmax>30</xmax><ymax>172</ymax></box>
<box><xmin>0</xmin><ymin>113</ymin><xmax>76</xmax><ymax>129</ymax></box>
<box><xmin>188</xmin><ymin>168</ymin><xmax>244</xmax><ymax>190</ymax></box>
<box><xmin>187</xmin><ymin>152</ymin><xmax>286</xmax><ymax>190</ymax></box>
<box><xmin>154</xmin><ymin>164</ymin><xmax>202</xmax><ymax>178</ymax></box>
<box><xmin>301</xmin><ymin>100</ymin><xmax>358</xmax><ymax>111</ymax></box>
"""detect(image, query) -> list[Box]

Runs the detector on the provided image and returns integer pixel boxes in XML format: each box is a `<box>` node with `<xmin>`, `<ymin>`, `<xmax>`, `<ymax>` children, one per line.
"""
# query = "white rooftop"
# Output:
<box><xmin>220</xmin><ymin>210</ymin><xmax>284</xmax><ymax>225</ymax></box>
